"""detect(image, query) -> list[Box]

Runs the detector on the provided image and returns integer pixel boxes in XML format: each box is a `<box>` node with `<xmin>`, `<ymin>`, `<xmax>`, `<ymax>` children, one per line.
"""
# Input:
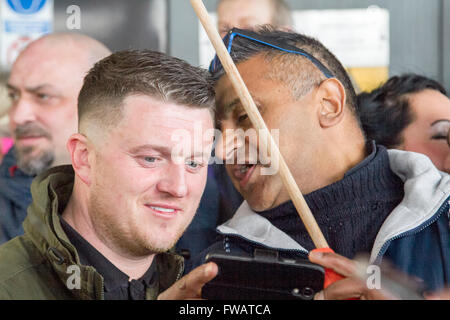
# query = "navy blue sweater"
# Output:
<box><xmin>257</xmin><ymin>144</ymin><xmax>404</xmax><ymax>258</ymax></box>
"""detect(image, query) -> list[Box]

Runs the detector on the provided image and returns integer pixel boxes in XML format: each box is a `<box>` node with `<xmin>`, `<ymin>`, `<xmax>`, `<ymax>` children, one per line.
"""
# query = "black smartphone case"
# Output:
<box><xmin>201</xmin><ymin>249</ymin><xmax>325</xmax><ymax>300</ymax></box>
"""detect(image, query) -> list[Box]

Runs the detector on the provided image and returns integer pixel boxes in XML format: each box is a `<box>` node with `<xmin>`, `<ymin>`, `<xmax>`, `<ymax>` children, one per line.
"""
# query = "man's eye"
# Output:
<box><xmin>36</xmin><ymin>93</ymin><xmax>50</xmax><ymax>100</ymax></box>
<box><xmin>431</xmin><ymin>135</ymin><xmax>447</xmax><ymax>140</ymax></box>
<box><xmin>186</xmin><ymin>160</ymin><xmax>204</xmax><ymax>172</ymax></box>
<box><xmin>8</xmin><ymin>92</ymin><xmax>19</xmax><ymax>101</ymax></box>
<box><xmin>144</xmin><ymin>156</ymin><xmax>157</xmax><ymax>163</ymax></box>
<box><xmin>135</xmin><ymin>155</ymin><xmax>163</xmax><ymax>168</ymax></box>
<box><xmin>186</xmin><ymin>160</ymin><xmax>198</xmax><ymax>168</ymax></box>
<box><xmin>237</xmin><ymin>114</ymin><xmax>248</xmax><ymax>123</ymax></box>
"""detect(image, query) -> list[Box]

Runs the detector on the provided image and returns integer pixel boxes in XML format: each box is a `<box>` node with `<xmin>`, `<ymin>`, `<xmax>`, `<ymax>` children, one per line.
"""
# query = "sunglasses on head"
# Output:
<box><xmin>209</xmin><ymin>28</ymin><xmax>334</xmax><ymax>79</ymax></box>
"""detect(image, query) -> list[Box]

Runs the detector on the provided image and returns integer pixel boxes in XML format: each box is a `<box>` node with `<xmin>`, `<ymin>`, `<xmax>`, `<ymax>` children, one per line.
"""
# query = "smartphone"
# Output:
<box><xmin>201</xmin><ymin>249</ymin><xmax>325</xmax><ymax>300</ymax></box>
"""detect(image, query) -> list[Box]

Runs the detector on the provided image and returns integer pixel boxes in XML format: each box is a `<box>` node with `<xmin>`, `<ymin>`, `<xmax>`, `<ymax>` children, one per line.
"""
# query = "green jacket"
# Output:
<box><xmin>0</xmin><ymin>166</ymin><xmax>184</xmax><ymax>299</ymax></box>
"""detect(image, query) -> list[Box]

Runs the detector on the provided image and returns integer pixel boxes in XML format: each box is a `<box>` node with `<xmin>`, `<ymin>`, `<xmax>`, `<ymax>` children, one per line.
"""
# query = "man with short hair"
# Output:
<box><xmin>0</xmin><ymin>33</ymin><xmax>111</xmax><ymax>243</ymax></box>
<box><xmin>0</xmin><ymin>50</ymin><xmax>218</xmax><ymax>299</ymax></box>
<box><xmin>191</xmin><ymin>27</ymin><xmax>450</xmax><ymax>298</ymax></box>
<box><xmin>217</xmin><ymin>0</ymin><xmax>293</xmax><ymax>37</ymax></box>
<box><xmin>176</xmin><ymin>0</ymin><xmax>294</xmax><ymax>262</ymax></box>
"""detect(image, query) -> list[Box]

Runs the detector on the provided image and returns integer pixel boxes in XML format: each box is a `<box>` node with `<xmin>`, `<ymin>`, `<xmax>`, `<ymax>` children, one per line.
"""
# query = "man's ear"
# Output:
<box><xmin>316</xmin><ymin>78</ymin><xmax>347</xmax><ymax>128</ymax></box>
<box><xmin>67</xmin><ymin>133</ymin><xmax>93</xmax><ymax>186</ymax></box>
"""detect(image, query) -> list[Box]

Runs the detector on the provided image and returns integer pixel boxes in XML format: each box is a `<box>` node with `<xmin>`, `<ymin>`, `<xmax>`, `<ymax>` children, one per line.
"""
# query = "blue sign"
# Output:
<box><xmin>7</xmin><ymin>0</ymin><xmax>47</xmax><ymax>14</ymax></box>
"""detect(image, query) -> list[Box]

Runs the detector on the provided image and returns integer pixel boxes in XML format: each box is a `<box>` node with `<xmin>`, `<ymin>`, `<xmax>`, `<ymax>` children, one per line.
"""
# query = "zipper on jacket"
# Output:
<box><xmin>100</xmin><ymin>278</ymin><xmax>105</xmax><ymax>300</ymax></box>
<box><xmin>176</xmin><ymin>258</ymin><xmax>185</xmax><ymax>281</ymax></box>
<box><xmin>375</xmin><ymin>198</ymin><xmax>449</xmax><ymax>262</ymax></box>
<box><xmin>218</xmin><ymin>196</ymin><xmax>449</xmax><ymax>263</ymax></box>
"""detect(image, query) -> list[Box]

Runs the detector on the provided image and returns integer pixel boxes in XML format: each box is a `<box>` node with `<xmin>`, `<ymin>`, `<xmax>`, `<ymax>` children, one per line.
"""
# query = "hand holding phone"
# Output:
<box><xmin>201</xmin><ymin>249</ymin><xmax>325</xmax><ymax>300</ymax></box>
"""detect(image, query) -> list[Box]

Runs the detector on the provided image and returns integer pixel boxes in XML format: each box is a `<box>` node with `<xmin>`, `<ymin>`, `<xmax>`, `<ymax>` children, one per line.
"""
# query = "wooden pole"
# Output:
<box><xmin>190</xmin><ymin>0</ymin><xmax>329</xmax><ymax>249</ymax></box>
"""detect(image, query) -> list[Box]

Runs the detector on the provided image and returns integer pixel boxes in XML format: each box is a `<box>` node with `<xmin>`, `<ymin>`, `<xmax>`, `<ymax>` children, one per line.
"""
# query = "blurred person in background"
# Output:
<box><xmin>0</xmin><ymin>33</ymin><xmax>110</xmax><ymax>244</ymax></box>
<box><xmin>357</xmin><ymin>74</ymin><xmax>450</xmax><ymax>173</ymax></box>
<box><xmin>217</xmin><ymin>0</ymin><xmax>294</xmax><ymax>37</ymax></box>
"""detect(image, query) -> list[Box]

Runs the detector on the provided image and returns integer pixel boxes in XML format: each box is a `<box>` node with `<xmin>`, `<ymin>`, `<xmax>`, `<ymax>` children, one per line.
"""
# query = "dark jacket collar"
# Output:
<box><xmin>60</xmin><ymin>218</ymin><xmax>157</xmax><ymax>296</ymax></box>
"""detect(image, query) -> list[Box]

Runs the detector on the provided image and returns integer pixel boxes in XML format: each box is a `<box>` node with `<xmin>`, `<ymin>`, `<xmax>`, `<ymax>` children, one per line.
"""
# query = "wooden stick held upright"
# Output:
<box><xmin>190</xmin><ymin>0</ymin><xmax>329</xmax><ymax>249</ymax></box>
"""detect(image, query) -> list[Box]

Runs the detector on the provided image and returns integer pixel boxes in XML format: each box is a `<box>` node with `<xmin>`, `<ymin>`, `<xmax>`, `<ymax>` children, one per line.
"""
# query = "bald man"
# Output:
<box><xmin>0</xmin><ymin>33</ymin><xmax>110</xmax><ymax>243</ymax></box>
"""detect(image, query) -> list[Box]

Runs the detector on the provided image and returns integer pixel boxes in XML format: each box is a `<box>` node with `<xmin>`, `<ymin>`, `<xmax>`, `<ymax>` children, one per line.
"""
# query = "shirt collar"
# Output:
<box><xmin>60</xmin><ymin>218</ymin><xmax>156</xmax><ymax>293</ymax></box>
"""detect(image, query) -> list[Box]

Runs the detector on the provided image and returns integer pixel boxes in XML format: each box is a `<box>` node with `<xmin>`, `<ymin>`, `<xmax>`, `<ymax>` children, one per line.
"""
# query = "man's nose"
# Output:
<box><xmin>156</xmin><ymin>163</ymin><xmax>188</xmax><ymax>198</ymax></box>
<box><xmin>9</xmin><ymin>98</ymin><xmax>37</xmax><ymax>126</ymax></box>
<box><xmin>214</xmin><ymin>129</ymin><xmax>244</xmax><ymax>163</ymax></box>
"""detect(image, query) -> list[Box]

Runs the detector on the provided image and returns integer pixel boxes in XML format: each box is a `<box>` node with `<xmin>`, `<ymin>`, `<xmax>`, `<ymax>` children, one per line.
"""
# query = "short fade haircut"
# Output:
<box><xmin>356</xmin><ymin>74</ymin><xmax>447</xmax><ymax>148</ymax></box>
<box><xmin>211</xmin><ymin>26</ymin><xmax>358</xmax><ymax>123</ymax></box>
<box><xmin>78</xmin><ymin>50</ymin><xmax>215</xmax><ymax>134</ymax></box>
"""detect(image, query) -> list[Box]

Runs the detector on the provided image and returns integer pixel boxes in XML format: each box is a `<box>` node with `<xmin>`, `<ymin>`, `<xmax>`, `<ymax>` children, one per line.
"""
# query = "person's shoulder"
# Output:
<box><xmin>0</xmin><ymin>235</ymin><xmax>46</xmax><ymax>284</ymax></box>
<box><xmin>0</xmin><ymin>235</ymin><xmax>61</xmax><ymax>299</ymax></box>
<box><xmin>387</xmin><ymin>149</ymin><xmax>450</xmax><ymax>205</ymax></box>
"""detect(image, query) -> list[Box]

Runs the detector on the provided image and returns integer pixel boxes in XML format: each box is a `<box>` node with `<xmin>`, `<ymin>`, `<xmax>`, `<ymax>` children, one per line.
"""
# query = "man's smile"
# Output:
<box><xmin>145</xmin><ymin>203</ymin><xmax>183</xmax><ymax>219</ymax></box>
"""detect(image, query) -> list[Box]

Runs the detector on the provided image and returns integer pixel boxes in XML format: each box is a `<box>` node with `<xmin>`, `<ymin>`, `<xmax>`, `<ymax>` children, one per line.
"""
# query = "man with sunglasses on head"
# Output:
<box><xmin>189</xmin><ymin>27</ymin><xmax>450</xmax><ymax>299</ymax></box>
<box><xmin>175</xmin><ymin>0</ymin><xmax>295</xmax><ymax>264</ymax></box>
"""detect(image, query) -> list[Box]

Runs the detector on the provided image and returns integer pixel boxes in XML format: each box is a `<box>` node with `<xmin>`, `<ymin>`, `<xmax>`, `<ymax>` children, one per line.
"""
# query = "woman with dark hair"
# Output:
<box><xmin>357</xmin><ymin>74</ymin><xmax>450</xmax><ymax>173</ymax></box>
